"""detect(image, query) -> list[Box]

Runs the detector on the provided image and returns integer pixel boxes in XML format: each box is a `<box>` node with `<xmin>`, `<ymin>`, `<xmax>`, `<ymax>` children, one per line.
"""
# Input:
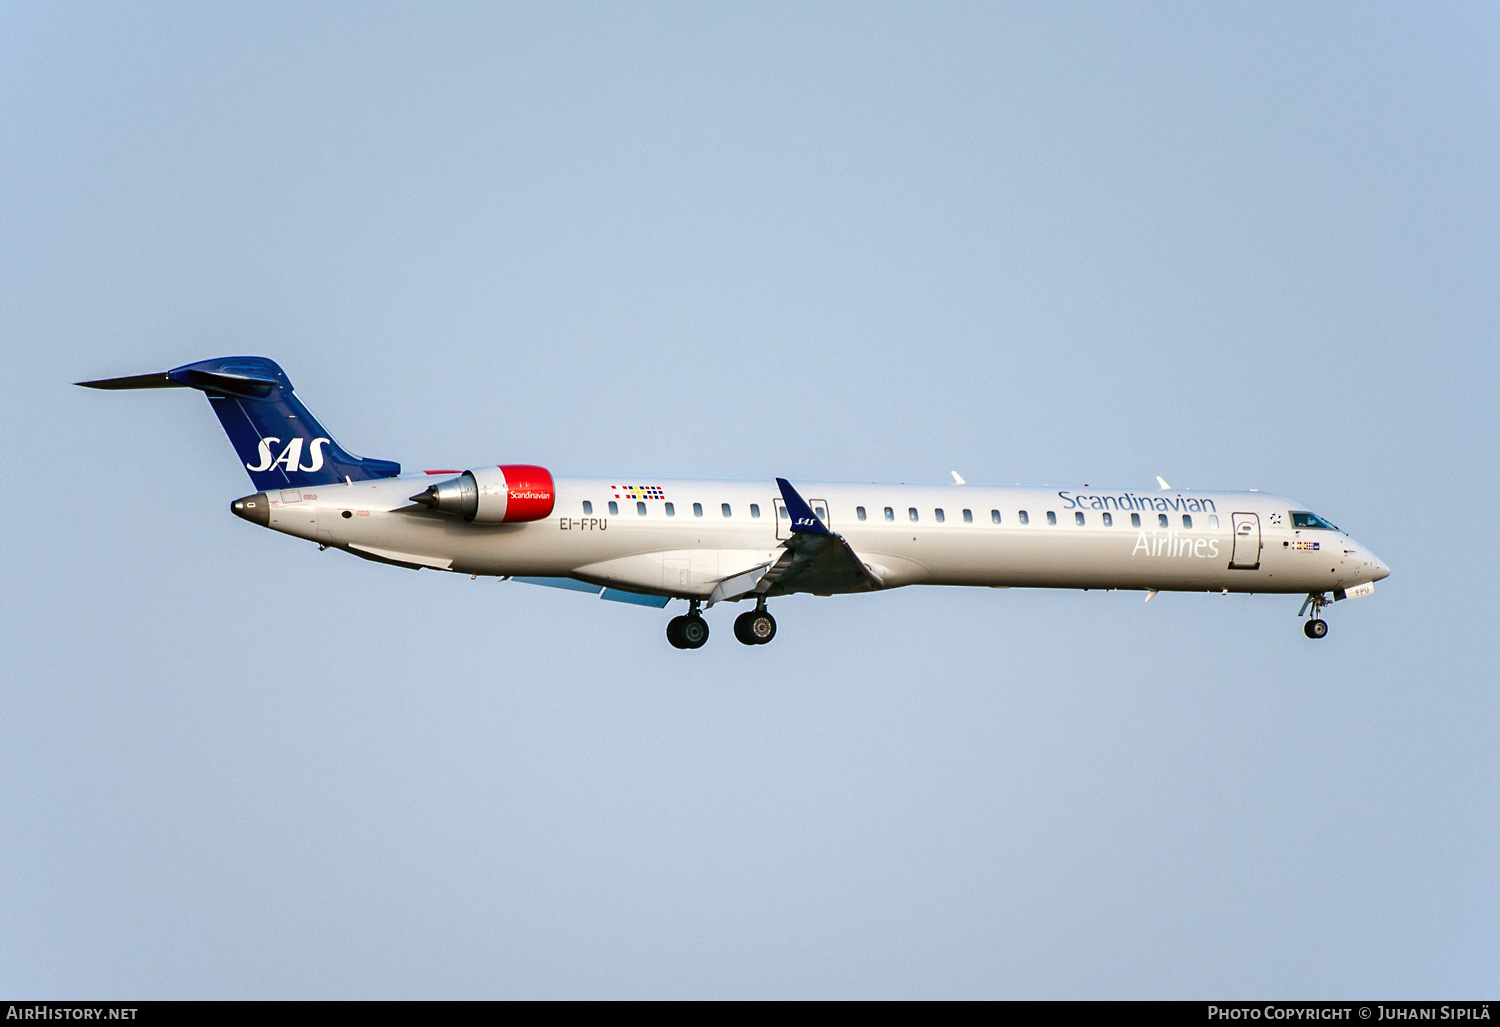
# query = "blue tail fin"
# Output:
<box><xmin>77</xmin><ymin>356</ymin><xmax>400</xmax><ymax>489</ymax></box>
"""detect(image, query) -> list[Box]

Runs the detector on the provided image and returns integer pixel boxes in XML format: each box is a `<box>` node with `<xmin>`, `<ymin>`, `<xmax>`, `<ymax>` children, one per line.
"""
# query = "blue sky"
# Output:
<box><xmin>2</xmin><ymin>2</ymin><xmax>1496</xmax><ymax>997</ymax></box>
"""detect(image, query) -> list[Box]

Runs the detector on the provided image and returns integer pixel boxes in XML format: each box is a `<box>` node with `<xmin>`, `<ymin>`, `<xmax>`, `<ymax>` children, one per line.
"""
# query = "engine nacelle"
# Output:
<box><xmin>410</xmin><ymin>464</ymin><xmax>555</xmax><ymax>523</ymax></box>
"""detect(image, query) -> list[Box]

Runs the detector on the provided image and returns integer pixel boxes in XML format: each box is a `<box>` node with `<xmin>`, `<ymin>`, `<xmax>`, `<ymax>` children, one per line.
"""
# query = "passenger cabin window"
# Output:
<box><xmin>1019</xmin><ymin>510</ymin><xmax>1029</xmax><ymax>525</ymax></box>
<box><xmin>582</xmin><ymin>501</ymin><xmax>593</xmax><ymax>515</ymax></box>
<box><xmin>885</xmin><ymin>507</ymin><xmax>895</xmax><ymax>521</ymax></box>
<box><xmin>637</xmin><ymin>502</ymin><xmax>646</xmax><ymax>516</ymax></box>
<box><xmin>1182</xmin><ymin>514</ymin><xmax>1192</xmax><ymax>529</ymax></box>
<box><xmin>935</xmin><ymin>509</ymin><xmax>945</xmax><ymax>523</ymax></box>
<box><xmin>750</xmin><ymin>503</ymin><xmax>760</xmax><ymax>518</ymax></box>
<box><xmin>1131</xmin><ymin>513</ymin><xmax>1141</xmax><ymax>528</ymax></box>
<box><xmin>857</xmin><ymin>506</ymin><xmax>867</xmax><ymax>521</ymax></box>
<box><xmin>693</xmin><ymin>503</ymin><xmax>703</xmax><ymax>517</ymax></box>
<box><xmin>722</xmin><ymin>503</ymin><xmax>732</xmax><ymax>517</ymax></box>
<box><xmin>1075</xmin><ymin>512</ymin><xmax>1085</xmax><ymax>526</ymax></box>
<box><xmin>1102</xmin><ymin>512</ymin><xmax>1113</xmax><ymax>527</ymax></box>
<box><xmin>963</xmin><ymin>509</ymin><xmax>973</xmax><ymax>523</ymax></box>
<box><xmin>1291</xmin><ymin>511</ymin><xmax>1337</xmax><ymax>530</ymax></box>
<box><xmin>815</xmin><ymin>505</ymin><xmax>826</xmax><ymax>522</ymax></box>
<box><xmin>665</xmin><ymin>502</ymin><xmax>675</xmax><ymax>516</ymax></box>
<box><xmin>1046</xmin><ymin>511</ymin><xmax>1057</xmax><ymax>525</ymax></box>
<box><xmin>991</xmin><ymin>510</ymin><xmax>1001</xmax><ymax>524</ymax></box>
<box><xmin>608</xmin><ymin>501</ymin><xmax>618</xmax><ymax>515</ymax></box>
<box><xmin>908</xmin><ymin>508</ymin><xmax>919</xmax><ymax>522</ymax></box>
<box><xmin>1158</xmin><ymin>513</ymin><xmax>1169</xmax><ymax>528</ymax></box>
<box><xmin>1208</xmin><ymin>514</ymin><xmax>1219</xmax><ymax>529</ymax></box>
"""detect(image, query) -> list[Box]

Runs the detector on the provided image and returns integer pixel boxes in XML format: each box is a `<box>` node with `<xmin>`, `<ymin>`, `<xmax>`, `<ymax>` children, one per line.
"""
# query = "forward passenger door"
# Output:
<box><xmin>1229</xmin><ymin>512</ymin><xmax>1261</xmax><ymax>570</ymax></box>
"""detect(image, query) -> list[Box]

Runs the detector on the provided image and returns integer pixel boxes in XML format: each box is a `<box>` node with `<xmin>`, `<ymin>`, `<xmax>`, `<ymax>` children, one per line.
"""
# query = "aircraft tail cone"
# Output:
<box><xmin>230</xmin><ymin>492</ymin><xmax>270</xmax><ymax>527</ymax></box>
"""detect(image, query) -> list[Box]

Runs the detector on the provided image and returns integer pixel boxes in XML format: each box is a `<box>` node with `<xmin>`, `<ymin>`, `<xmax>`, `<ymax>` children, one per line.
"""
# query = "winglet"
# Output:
<box><xmin>775</xmin><ymin>478</ymin><xmax>832</xmax><ymax>535</ymax></box>
<box><xmin>1156</xmin><ymin>476</ymin><xmax>1171</xmax><ymax>490</ymax></box>
<box><xmin>951</xmin><ymin>471</ymin><xmax>966</xmax><ymax>485</ymax></box>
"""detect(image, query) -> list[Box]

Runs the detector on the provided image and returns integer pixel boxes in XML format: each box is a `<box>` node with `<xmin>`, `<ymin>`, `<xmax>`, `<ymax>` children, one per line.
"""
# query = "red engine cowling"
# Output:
<box><xmin>410</xmin><ymin>464</ymin><xmax>555</xmax><ymax>523</ymax></box>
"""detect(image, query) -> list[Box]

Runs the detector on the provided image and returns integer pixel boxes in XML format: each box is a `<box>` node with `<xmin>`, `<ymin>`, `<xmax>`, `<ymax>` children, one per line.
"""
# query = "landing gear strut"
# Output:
<box><xmin>667</xmin><ymin>600</ymin><xmax>710</xmax><ymax>649</ymax></box>
<box><xmin>733</xmin><ymin>599</ymin><xmax>777</xmax><ymax>646</ymax></box>
<box><xmin>1299</xmin><ymin>592</ymin><xmax>1330</xmax><ymax>639</ymax></box>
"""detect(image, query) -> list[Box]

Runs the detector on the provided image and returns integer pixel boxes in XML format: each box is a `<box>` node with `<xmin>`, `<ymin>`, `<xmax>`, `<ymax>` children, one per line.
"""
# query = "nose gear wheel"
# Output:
<box><xmin>1298</xmin><ymin>592</ymin><xmax>1331</xmax><ymax>639</ymax></box>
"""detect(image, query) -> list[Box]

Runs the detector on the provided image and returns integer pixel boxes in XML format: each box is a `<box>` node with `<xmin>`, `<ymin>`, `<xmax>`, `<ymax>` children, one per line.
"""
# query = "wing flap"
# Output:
<box><xmin>707</xmin><ymin>562</ymin><xmax>774</xmax><ymax>605</ymax></box>
<box><xmin>601</xmin><ymin>589</ymin><xmax>671</xmax><ymax>607</ymax></box>
<box><xmin>760</xmin><ymin>532</ymin><xmax>884</xmax><ymax>596</ymax></box>
<box><xmin>765</xmin><ymin>478</ymin><xmax>885</xmax><ymax>597</ymax></box>
<box><xmin>513</xmin><ymin>576</ymin><xmax>603</xmax><ymax>594</ymax></box>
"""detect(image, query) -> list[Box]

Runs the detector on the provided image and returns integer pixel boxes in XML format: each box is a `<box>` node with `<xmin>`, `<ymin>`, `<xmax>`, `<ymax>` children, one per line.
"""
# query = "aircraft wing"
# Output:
<box><xmin>760</xmin><ymin>478</ymin><xmax>885</xmax><ymax>597</ymax></box>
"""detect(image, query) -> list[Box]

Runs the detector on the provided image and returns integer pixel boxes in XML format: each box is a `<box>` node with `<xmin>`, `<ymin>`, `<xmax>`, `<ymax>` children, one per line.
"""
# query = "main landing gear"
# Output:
<box><xmin>733</xmin><ymin>600</ymin><xmax>777</xmax><ymax>646</ymax></box>
<box><xmin>666</xmin><ymin>601</ymin><xmax>710</xmax><ymax>650</ymax></box>
<box><xmin>665</xmin><ymin>599</ymin><xmax>778</xmax><ymax>649</ymax></box>
<box><xmin>1300</xmin><ymin>592</ymin><xmax>1330</xmax><ymax>639</ymax></box>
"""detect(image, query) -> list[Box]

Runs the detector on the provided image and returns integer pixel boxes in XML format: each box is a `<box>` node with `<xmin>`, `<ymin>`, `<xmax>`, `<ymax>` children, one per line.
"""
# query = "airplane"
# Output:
<box><xmin>79</xmin><ymin>356</ymin><xmax>1390</xmax><ymax>648</ymax></box>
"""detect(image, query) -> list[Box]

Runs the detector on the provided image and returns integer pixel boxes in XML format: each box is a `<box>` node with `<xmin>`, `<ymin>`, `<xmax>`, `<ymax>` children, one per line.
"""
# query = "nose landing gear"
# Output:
<box><xmin>733</xmin><ymin>599</ymin><xmax>777</xmax><ymax>646</ymax></box>
<box><xmin>1299</xmin><ymin>592</ymin><xmax>1330</xmax><ymax>639</ymax></box>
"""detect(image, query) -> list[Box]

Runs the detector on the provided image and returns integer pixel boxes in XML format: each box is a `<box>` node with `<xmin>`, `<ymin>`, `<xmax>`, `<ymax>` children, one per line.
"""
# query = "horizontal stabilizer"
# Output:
<box><xmin>75</xmin><ymin>372</ymin><xmax>185</xmax><ymax>390</ymax></box>
<box><xmin>77</xmin><ymin>368</ymin><xmax>280</xmax><ymax>398</ymax></box>
<box><xmin>172</xmin><ymin>368</ymin><xmax>278</xmax><ymax>398</ymax></box>
<box><xmin>77</xmin><ymin>356</ymin><xmax>400</xmax><ymax>489</ymax></box>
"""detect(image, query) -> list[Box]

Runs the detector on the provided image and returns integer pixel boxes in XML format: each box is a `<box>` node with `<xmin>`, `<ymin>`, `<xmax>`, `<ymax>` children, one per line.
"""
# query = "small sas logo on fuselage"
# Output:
<box><xmin>246</xmin><ymin>436</ymin><xmax>331</xmax><ymax>473</ymax></box>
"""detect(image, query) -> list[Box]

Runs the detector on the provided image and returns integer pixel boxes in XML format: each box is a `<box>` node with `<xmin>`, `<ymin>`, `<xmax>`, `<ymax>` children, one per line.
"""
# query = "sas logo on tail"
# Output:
<box><xmin>246</xmin><ymin>436</ymin><xmax>331</xmax><ymax>473</ymax></box>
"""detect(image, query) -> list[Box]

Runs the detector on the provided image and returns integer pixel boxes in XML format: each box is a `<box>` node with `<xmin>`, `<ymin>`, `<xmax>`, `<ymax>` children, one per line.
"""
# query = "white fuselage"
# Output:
<box><xmin>258</xmin><ymin>474</ymin><xmax>1390</xmax><ymax>601</ymax></box>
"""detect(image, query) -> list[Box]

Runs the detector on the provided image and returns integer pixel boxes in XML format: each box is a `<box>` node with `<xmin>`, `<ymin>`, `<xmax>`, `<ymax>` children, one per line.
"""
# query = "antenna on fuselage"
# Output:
<box><xmin>951</xmin><ymin>471</ymin><xmax>966</xmax><ymax>485</ymax></box>
<box><xmin>1156</xmin><ymin>476</ymin><xmax>1171</xmax><ymax>490</ymax></box>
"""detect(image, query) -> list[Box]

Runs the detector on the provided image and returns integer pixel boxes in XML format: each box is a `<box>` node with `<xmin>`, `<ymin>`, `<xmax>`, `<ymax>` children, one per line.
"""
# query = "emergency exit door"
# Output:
<box><xmin>1229</xmin><ymin>512</ymin><xmax>1261</xmax><ymax>570</ymax></box>
<box><xmin>775</xmin><ymin>498</ymin><xmax>829</xmax><ymax>540</ymax></box>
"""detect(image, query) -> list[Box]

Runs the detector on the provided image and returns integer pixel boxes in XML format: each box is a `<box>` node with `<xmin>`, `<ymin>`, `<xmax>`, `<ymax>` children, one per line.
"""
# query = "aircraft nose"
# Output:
<box><xmin>1366</xmin><ymin>548</ymin><xmax>1391</xmax><ymax>581</ymax></box>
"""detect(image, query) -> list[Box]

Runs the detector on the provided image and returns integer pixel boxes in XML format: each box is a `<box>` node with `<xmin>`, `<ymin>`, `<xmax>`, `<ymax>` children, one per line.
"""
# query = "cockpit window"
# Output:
<box><xmin>1291</xmin><ymin>511</ymin><xmax>1338</xmax><ymax>530</ymax></box>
